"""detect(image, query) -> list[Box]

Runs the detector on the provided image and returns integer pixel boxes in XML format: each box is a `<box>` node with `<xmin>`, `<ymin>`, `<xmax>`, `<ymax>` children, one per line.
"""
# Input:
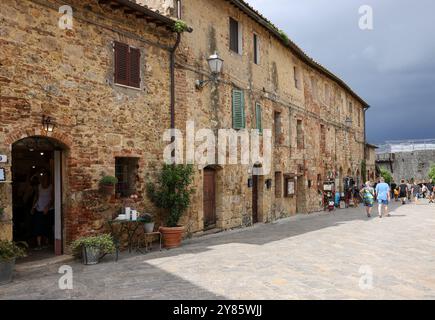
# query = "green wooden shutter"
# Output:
<box><xmin>232</xmin><ymin>89</ymin><xmax>245</xmax><ymax>129</ymax></box>
<box><xmin>255</xmin><ymin>103</ymin><xmax>262</xmax><ymax>133</ymax></box>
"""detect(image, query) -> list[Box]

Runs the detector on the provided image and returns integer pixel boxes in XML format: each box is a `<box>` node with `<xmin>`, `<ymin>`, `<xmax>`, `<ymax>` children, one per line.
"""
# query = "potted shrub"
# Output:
<box><xmin>71</xmin><ymin>234</ymin><xmax>116</xmax><ymax>265</ymax></box>
<box><xmin>0</xmin><ymin>240</ymin><xmax>27</xmax><ymax>285</ymax></box>
<box><xmin>138</xmin><ymin>214</ymin><xmax>155</xmax><ymax>233</ymax></box>
<box><xmin>99</xmin><ymin>176</ymin><xmax>118</xmax><ymax>195</ymax></box>
<box><xmin>147</xmin><ymin>164</ymin><xmax>195</xmax><ymax>249</ymax></box>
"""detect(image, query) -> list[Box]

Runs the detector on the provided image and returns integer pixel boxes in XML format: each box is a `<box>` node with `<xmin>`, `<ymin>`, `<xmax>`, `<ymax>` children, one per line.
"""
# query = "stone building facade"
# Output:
<box><xmin>164</xmin><ymin>0</ymin><xmax>369</xmax><ymax>232</ymax></box>
<box><xmin>0</xmin><ymin>0</ymin><xmax>181</xmax><ymax>248</ymax></box>
<box><xmin>0</xmin><ymin>0</ymin><xmax>370</xmax><ymax>255</ymax></box>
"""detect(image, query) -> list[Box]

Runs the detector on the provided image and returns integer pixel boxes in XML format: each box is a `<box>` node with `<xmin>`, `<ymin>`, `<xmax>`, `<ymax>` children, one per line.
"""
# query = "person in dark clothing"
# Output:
<box><xmin>398</xmin><ymin>179</ymin><xmax>408</xmax><ymax>205</ymax></box>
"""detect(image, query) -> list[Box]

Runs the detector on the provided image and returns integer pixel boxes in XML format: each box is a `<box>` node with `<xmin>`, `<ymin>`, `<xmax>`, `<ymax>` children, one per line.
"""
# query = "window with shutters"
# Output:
<box><xmin>229</xmin><ymin>18</ymin><xmax>242</xmax><ymax>54</ymax></box>
<box><xmin>114</xmin><ymin>41</ymin><xmax>141</xmax><ymax>88</ymax></box>
<box><xmin>255</xmin><ymin>103</ymin><xmax>262</xmax><ymax>134</ymax></box>
<box><xmin>232</xmin><ymin>89</ymin><xmax>245</xmax><ymax>129</ymax></box>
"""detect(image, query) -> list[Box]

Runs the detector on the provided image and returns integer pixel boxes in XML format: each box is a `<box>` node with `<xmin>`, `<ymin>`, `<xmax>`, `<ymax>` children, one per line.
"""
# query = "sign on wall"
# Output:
<box><xmin>0</xmin><ymin>155</ymin><xmax>7</xmax><ymax>163</ymax></box>
<box><xmin>287</xmin><ymin>180</ymin><xmax>295</xmax><ymax>195</ymax></box>
<box><xmin>0</xmin><ymin>168</ymin><xmax>5</xmax><ymax>182</ymax></box>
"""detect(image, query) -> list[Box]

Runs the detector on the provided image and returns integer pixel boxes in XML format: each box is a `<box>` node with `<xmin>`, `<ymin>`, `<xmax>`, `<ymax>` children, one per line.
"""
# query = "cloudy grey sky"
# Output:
<box><xmin>246</xmin><ymin>0</ymin><xmax>435</xmax><ymax>144</ymax></box>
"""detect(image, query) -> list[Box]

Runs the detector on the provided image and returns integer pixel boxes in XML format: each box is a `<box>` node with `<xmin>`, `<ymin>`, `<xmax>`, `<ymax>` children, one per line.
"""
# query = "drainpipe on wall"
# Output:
<box><xmin>170</xmin><ymin>32</ymin><xmax>181</xmax><ymax>130</ymax></box>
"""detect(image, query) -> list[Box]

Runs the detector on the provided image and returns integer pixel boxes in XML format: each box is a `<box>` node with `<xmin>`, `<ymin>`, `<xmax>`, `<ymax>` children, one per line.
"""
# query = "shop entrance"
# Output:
<box><xmin>12</xmin><ymin>136</ymin><xmax>65</xmax><ymax>261</ymax></box>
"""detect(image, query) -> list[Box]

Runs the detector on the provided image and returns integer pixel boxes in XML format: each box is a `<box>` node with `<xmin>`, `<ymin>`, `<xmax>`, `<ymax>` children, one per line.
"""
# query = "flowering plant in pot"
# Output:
<box><xmin>71</xmin><ymin>234</ymin><xmax>116</xmax><ymax>265</ymax></box>
<box><xmin>147</xmin><ymin>164</ymin><xmax>195</xmax><ymax>249</ymax></box>
<box><xmin>99</xmin><ymin>176</ymin><xmax>118</xmax><ymax>195</ymax></box>
<box><xmin>0</xmin><ymin>240</ymin><xmax>27</xmax><ymax>285</ymax></box>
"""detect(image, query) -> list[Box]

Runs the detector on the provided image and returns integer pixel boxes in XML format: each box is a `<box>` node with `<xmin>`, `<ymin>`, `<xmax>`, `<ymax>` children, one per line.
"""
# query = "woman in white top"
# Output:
<box><xmin>31</xmin><ymin>171</ymin><xmax>54</xmax><ymax>250</ymax></box>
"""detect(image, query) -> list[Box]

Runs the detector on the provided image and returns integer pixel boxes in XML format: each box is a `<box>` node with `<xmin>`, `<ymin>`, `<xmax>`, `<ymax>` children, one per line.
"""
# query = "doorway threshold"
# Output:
<box><xmin>15</xmin><ymin>255</ymin><xmax>74</xmax><ymax>272</ymax></box>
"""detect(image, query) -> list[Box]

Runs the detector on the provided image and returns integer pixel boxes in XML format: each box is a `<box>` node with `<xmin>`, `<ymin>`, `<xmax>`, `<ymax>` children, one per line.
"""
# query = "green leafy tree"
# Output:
<box><xmin>380</xmin><ymin>168</ymin><xmax>393</xmax><ymax>185</ymax></box>
<box><xmin>147</xmin><ymin>164</ymin><xmax>195</xmax><ymax>227</ymax></box>
<box><xmin>428</xmin><ymin>164</ymin><xmax>435</xmax><ymax>183</ymax></box>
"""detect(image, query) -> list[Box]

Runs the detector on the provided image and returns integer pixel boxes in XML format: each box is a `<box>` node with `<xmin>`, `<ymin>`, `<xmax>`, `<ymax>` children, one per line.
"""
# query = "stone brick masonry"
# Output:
<box><xmin>0</xmin><ymin>0</ymin><xmax>370</xmax><ymax>251</ymax></box>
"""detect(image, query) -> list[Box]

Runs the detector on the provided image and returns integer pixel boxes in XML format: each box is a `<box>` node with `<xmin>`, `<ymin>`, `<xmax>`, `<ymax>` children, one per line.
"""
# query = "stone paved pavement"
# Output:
<box><xmin>1</xmin><ymin>202</ymin><xmax>434</xmax><ymax>300</ymax></box>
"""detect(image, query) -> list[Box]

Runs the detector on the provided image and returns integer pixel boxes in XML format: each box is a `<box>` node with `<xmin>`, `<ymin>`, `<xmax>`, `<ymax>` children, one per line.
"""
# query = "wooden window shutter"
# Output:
<box><xmin>114</xmin><ymin>41</ymin><xmax>129</xmax><ymax>86</ymax></box>
<box><xmin>255</xmin><ymin>103</ymin><xmax>262</xmax><ymax>133</ymax></box>
<box><xmin>232</xmin><ymin>89</ymin><xmax>245</xmax><ymax>129</ymax></box>
<box><xmin>129</xmin><ymin>47</ymin><xmax>141</xmax><ymax>88</ymax></box>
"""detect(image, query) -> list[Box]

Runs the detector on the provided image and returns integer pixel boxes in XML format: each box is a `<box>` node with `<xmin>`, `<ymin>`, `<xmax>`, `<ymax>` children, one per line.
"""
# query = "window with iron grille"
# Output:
<box><xmin>114</xmin><ymin>41</ymin><xmax>141</xmax><ymax>88</ymax></box>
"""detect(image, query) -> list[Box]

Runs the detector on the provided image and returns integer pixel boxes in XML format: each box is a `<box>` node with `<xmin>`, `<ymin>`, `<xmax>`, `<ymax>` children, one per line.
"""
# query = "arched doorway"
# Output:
<box><xmin>12</xmin><ymin>136</ymin><xmax>67</xmax><ymax>260</ymax></box>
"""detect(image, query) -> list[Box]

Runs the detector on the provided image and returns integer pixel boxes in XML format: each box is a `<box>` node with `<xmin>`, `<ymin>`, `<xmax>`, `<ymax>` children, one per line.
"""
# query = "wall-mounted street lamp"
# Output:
<box><xmin>195</xmin><ymin>52</ymin><xmax>224</xmax><ymax>89</ymax></box>
<box><xmin>42</xmin><ymin>115</ymin><xmax>56</xmax><ymax>132</ymax></box>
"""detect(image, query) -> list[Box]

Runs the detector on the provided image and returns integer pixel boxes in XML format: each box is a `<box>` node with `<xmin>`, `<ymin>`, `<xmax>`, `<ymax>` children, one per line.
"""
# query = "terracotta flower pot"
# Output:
<box><xmin>159</xmin><ymin>226</ymin><xmax>184</xmax><ymax>249</ymax></box>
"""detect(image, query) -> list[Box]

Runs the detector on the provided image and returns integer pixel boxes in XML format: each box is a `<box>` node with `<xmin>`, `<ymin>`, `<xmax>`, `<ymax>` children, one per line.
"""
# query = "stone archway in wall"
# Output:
<box><xmin>6</xmin><ymin>129</ymin><xmax>72</xmax><ymax>259</ymax></box>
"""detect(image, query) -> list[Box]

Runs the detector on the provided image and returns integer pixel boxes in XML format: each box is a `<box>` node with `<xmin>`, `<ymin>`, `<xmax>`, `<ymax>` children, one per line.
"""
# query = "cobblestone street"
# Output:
<box><xmin>1</xmin><ymin>202</ymin><xmax>434</xmax><ymax>300</ymax></box>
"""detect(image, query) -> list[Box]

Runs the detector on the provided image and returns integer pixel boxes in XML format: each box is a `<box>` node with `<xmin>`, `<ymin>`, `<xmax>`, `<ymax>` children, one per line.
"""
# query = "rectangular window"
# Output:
<box><xmin>297</xmin><ymin>119</ymin><xmax>304</xmax><ymax>149</ymax></box>
<box><xmin>284</xmin><ymin>177</ymin><xmax>295</xmax><ymax>197</ymax></box>
<box><xmin>232</xmin><ymin>89</ymin><xmax>245</xmax><ymax>129</ymax></box>
<box><xmin>320</xmin><ymin>124</ymin><xmax>326</xmax><ymax>154</ymax></box>
<box><xmin>115</xmin><ymin>157</ymin><xmax>139</xmax><ymax>197</ymax></box>
<box><xmin>324</xmin><ymin>84</ymin><xmax>330</xmax><ymax>105</ymax></box>
<box><xmin>348</xmin><ymin>101</ymin><xmax>353</xmax><ymax>119</ymax></box>
<box><xmin>274</xmin><ymin>111</ymin><xmax>281</xmax><ymax>144</ymax></box>
<box><xmin>294</xmin><ymin>66</ymin><xmax>300</xmax><ymax>89</ymax></box>
<box><xmin>229</xmin><ymin>18</ymin><xmax>241</xmax><ymax>54</ymax></box>
<box><xmin>311</xmin><ymin>78</ymin><xmax>318</xmax><ymax>101</ymax></box>
<box><xmin>253</xmin><ymin>33</ymin><xmax>260</xmax><ymax>64</ymax></box>
<box><xmin>255</xmin><ymin>103</ymin><xmax>262</xmax><ymax>134</ymax></box>
<box><xmin>275</xmin><ymin>172</ymin><xmax>282</xmax><ymax>198</ymax></box>
<box><xmin>114</xmin><ymin>41</ymin><xmax>141</xmax><ymax>88</ymax></box>
<box><xmin>358</xmin><ymin>109</ymin><xmax>361</xmax><ymax>127</ymax></box>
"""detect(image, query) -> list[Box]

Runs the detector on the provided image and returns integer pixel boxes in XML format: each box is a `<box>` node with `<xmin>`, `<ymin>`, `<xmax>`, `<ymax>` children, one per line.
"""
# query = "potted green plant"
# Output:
<box><xmin>138</xmin><ymin>214</ymin><xmax>155</xmax><ymax>233</ymax></box>
<box><xmin>99</xmin><ymin>176</ymin><xmax>118</xmax><ymax>195</ymax></box>
<box><xmin>147</xmin><ymin>164</ymin><xmax>195</xmax><ymax>249</ymax></box>
<box><xmin>0</xmin><ymin>240</ymin><xmax>27</xmax><ymax>285</ymax></box>
<box><xmin>71</xmin><ymin>234</ymin><xmax>116</xmax><ymax>265</ymax></box>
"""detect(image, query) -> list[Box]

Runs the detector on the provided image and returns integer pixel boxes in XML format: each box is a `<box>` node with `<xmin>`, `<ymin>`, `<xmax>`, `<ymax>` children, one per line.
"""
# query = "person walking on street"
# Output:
<box><xmin>411</xmin><ymin>182</ymin><xmax>421</xmax><ymax>204</ymax></box>
<box><xmin>360</xmin><ymin>181</ymin><xmax>375</xmax><ymax>217</ymax></box>
<box><xmin>398</xmin><ymin>179</ymin><xmax>408</xmax><ymax>205</ymax></box>
<box><xmin>375</xmin><ymin>177</ymin><xmax>391</xmax><ymax>218</ymax></box>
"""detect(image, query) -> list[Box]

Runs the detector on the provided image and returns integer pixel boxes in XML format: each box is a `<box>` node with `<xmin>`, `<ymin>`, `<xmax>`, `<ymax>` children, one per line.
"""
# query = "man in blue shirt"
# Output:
<box><xmin>375</xmin><ymin>177</ymin><xmax>391</xmax><ymax>218</ymax></box>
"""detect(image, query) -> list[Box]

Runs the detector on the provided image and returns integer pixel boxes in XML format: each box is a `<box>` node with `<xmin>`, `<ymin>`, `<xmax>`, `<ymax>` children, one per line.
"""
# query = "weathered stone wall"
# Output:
<box><xmin>377</xmin><ymin>150</ymin><xmax>435</xmax><ymax>183</ymax></box>
<box><xmin>174</xmin><ymin>0</ymin><xmax>366</xmax><ymax>225</ymax></box>
<box><xmin>0</xmin><ymin>0</ymin><xmax>177</xmax><ymax>242</ymax></box>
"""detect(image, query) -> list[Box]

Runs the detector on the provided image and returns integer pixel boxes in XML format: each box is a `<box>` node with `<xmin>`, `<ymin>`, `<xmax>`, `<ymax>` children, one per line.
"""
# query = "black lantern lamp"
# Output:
<box><xmin>42</xmin><ymin>115</ymin><xmax>56</xmax><ymax>132</ymax></box>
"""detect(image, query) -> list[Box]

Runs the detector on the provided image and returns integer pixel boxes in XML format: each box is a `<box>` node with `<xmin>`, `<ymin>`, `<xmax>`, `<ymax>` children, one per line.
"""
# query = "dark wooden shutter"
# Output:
<box><xmin>129</xmin><ymin>47</ymin><xmax>141</xmax><ymax>88</ymax></box>
<box><xmin>114</xmin><ymin>41</ymin><xmax>129</xmax><ymax>86</ymax></box>
<box><xmin>229</xmin><ymin>18</ymin><xmax>239</xmax><ymax>53</ymax></box>
<box><xmin>232</xmin><ymin>89</ymin><xmax>245</xmax><ymax>129</ymax></box>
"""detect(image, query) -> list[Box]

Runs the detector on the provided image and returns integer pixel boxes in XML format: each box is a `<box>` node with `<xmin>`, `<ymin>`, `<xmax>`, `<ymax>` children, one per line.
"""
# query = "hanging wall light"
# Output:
<box><xmin>196</xmin><ymin>52</ymin><xmax>224</xmax><ymax>89</ymax></box>
<box><xmin>42</xmin><ymin>115</ymin><xmax>56</xmax><ymax>132</ymax></box>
